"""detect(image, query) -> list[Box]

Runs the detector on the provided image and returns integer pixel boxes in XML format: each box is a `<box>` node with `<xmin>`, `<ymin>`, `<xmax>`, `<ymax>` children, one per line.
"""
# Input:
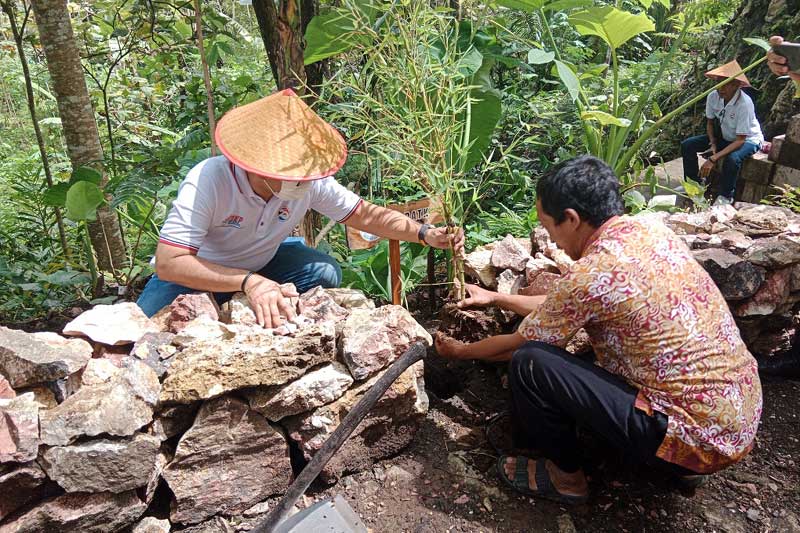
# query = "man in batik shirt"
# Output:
<box><xmin>436</xmin><ymin>155</ymin><xmax>762</xmax><ymax>504</ymax></box>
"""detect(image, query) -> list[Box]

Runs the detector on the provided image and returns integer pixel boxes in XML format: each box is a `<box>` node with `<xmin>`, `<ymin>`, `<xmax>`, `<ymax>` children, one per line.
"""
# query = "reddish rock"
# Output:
<box><xmin>0</xmin><ymin>393</ymin><xmax>39</xmax><ymax>463</ymax></box>
<box><xmin>299</xmin><ymin>286</ymin><xmax>349</xmax><ymax>323</ymax></box>
<box><xmin>464</xmin><ymin>245</ymin><xmax>497</xmax><ymax>288</ymax></box>
<box><xmin>743</xmin><ymin>235</ymin><xmax>800</xmax><ymax>268</ymax></box>
<box><xmin>0</xmin><ymin>490</ymin><xmax>145</xmax><ymax>533</ymax></box>
<box><xmin>0</xmin><ymin>462</ymin><xmax>46</xmax><ymax>521</ymax></box>
<box><xmin>496</xmin><ymin>269</ymin><xmax>524</xmax><ymax>295</ymax></box>
<box><xmin>531</xmin><ymin>227</ymin><xmax>554</xmax><ymax>255</ymax></box>
<box><xmin>520</xmin><ymin>271</ymin><xmax>562</xmax><ymax>297</ymax></box>
<box><xmin>735</xmin><ymin>268</ymin><xmax>792</xmax><ymax>317</ymax></box>
<box><xmin>0</xmin><ymin>375</ymin><xmax>13</xmax><ymax>399</ymax></box>
<box><xmin>167</xmin><ymin>293</ymin><xmax>219</xmax><ymax>333</ymax></box>
<box><xmin>0</xmin><ymin>328</ymin><xmax>91</xmax><ymax>389</ymax></box>
<box><xmin>340</xmin><ymin>305</ymin><xmax>432</xmax><ymax>381</ymax></box>
<box><xmin>163</xmin><ymin>396</ymin><xmax>291</xmax><ymax>525</ymax></box>
<box><xmin>491</xmin><ymin>234</ymin><xmax>531</xmax><ymax>272</ymax></box>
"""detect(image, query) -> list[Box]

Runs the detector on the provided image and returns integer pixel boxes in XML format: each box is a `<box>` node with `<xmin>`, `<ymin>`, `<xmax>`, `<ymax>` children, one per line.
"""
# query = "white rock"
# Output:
<box><xmin>63</xmin><ymin>302</ymin><xmax>159</xmax><ymax>345</ymax></box>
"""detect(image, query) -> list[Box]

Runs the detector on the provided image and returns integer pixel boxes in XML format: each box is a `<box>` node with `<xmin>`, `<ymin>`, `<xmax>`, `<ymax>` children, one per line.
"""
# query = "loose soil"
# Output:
<box><xmin>233</xmin><ymin>314</ymin><xmax>800</xmax><ymax>533</ymax></box>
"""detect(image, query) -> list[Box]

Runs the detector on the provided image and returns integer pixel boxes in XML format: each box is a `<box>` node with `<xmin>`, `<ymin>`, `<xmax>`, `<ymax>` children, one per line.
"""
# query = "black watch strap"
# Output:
<box><xmin>418</xmin><ymin>223</ymin><xmax>433</xmax><ymax>245</ymax></box>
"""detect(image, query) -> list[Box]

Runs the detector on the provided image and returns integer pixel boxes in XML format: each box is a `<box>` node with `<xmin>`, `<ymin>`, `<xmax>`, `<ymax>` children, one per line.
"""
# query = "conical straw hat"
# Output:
<box><xmin>705</xmin><ymin>60</ymin><xmax>751</xmax><ymax>87</ymax></box>
<box><xmin>215</xmin><ymin>89</ymin><xmax>348</xmax><ymax>181</ymax></box>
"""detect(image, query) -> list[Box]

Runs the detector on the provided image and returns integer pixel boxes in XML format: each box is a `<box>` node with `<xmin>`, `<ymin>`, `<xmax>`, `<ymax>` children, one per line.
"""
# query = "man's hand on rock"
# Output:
<box><xmin>425</xmin><ymin>226</ymin><xmax>465</xmax><ymax>256</ymax></box>
<box><xmin>457</xmin><ymin>283</ymin><xmax>495</xmax><ymax>309</ymax></box>
<box><xmin>243</xmin><ymin>274</ymin><xmax>298</xmax><ymax>328</ymax></box>
<box><xmin>768</xmin><ymin>36</ymin><xmax>800</xmax><ymax>83</ymax></box>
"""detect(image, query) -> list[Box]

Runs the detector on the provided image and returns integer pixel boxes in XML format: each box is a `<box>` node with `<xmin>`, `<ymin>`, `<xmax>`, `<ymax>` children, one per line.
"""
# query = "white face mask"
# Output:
<box><xmin>265</xmin><ymin>179</ymin><xmax>312</xmax><ymax>201</ymax></box>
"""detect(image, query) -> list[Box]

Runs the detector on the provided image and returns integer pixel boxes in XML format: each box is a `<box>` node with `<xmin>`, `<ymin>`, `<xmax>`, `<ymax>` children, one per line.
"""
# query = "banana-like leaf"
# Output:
<box><xmin>569</xmin><ymin>7</ymin><xmax>655</xmax><ymax>51</ymax></box>
<box><xmin>65</xmin><ymin>181</ymin><xmax>104</xmax><ymax>222</ymax></box>
<box><xmin>581</xmin><ymin>110</ymin><xmax>632</xmax><ymax>127</ymax></box>
<box><xmin>464</xmin><ymin>90</ymin><xmax>502</xmax><ymax>171</ymax></box>
<box><xmin>554</xmin><ymin>60</ymin><xmax>581</xmax><ymax>102</ymax></box>
<box><xmin>543</xmin><ymin>0</ymin><xmax>593</xmax><ymax>11</ymax></box>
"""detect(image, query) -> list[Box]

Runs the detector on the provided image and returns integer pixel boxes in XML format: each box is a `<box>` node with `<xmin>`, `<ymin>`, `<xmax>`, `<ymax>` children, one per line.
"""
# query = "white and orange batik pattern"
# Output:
<box><xmin>518</xmin><ymin>216</ymin><xmax>762</xmax><ymax>473</ymax></box>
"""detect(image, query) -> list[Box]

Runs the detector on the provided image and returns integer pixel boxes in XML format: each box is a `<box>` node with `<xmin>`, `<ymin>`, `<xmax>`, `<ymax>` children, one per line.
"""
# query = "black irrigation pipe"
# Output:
<box><xmin>253</xmin><ymin>341</ymin><xmax>428</xmax><ymax>533</ymax></box>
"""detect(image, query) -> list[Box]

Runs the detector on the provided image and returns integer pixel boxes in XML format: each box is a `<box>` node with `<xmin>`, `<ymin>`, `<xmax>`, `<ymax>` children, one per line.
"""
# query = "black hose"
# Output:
<box><xmin>253</xmin><ymin>341</ymin><xmax>428</xmax><ymax>532</ymax></box>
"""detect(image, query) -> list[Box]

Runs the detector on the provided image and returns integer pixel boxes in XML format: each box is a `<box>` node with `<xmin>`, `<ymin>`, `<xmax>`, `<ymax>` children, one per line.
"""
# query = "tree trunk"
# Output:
<box><xmin>30</xmin><ymin>0</ymin><xmax>127</xmax><ymax>273</ymax></box>
<box><xmin>193</xmin><ymin>0</ymin><xmax>218</xmax><ymax>156</ymax></box>
<box><xmin>252</xmin><ymin>0</ymin><xmax>320</xmax><ymax>245</ymax></box>
<box><xmin>1</xmin><ymin>0</ymin><xmax>70</xmax><ymax>261</ymax></box>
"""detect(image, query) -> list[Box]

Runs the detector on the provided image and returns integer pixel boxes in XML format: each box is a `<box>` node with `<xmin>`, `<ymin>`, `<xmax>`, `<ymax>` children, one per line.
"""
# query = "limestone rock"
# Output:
<box><xmin>63</xmin><ymin>302</ymin><xmax>159</xmax><ymax>346</ymax></box>
<box><xmin>0</xmin><ymin>375</ymin><xmax>13</xmax><ymax>399</ymax></box>
<box><xmin>0</xmin><ymin>327</ymin><xmax>91</xmax><ymax>388</ymax></box>
<box><xmin>735</xmin><ymin>268</ymin><xmax>791</xmax><ymax>317</ymax></box>
<box><xmin>285</xmin><ymin>361</ymin><xmax>428</xmax><ymax>482</ymax></box>
<box><xmin>325</xmin><ymin>288</ymin><xmax>375</xmax><ymax>310</ymax></box>
<box><xmin>130</xmin><ymin>332</ymin><xmax>177</xmax><ymax>378</ymax></box>
<box><xmin>340</xmin><ymin>306</ymin><xmax>432</xmax><ymax>381</ymax></box>
<box><xmin>666</xmin><ymin>205</ymin><xmax>736</xmax><ymax>234</ymax></box>
<box><xmin>491</xmin><ymin>234</ymin><xmax>531</xmax><ymax>272</ymax></box>
<box><xmin>299</xmin><ymin>286</ymin><xmax>349</xmax><ymax>323</ymax></box>
<box><xmin>41</xmin><ymin>433</ymin><xmax>161</xmax><ymax>493</ymax></box>
<box><xmin>132</xmin><ymin>517</ymin><xmax>171</xmax><ymax>533</ymax></box>
<box><xmin>531</xmin><ymin>227</ymin><xmax>554</xmax><ymax>255</ymax></box>
<box><xmin>525</xmin><ymin>254</ymin><xmax>560</xmax><ymax>284</ymax></box>
<box><xmin>496</xmin><ymin>269</ymin><xmax>524</xmax><ymax>295</ymax></box>
<box><xmin>551</xmin><ymin>249</ymin><xmax>574</xmax><ymax>274</ymax></box>
<box><xmin>246</xmin><ymin>362</ymin><xmax>354</xmax><ymax>421</ymax></box>
<box><xmin>718</xmin><ymin>229</ymin><xmax>753</xmax><ymax>254</ymax></box>
<box><xmin>144</xmin><ymin>448</ymin><xmax>171</xmax><ymax>505</ymax></box>
<box><xmin>163</xmin><ymin>395</ymin><xmax>291</xmax><ymax>525</ymax></box>
<box><xmin>172</xmin><ymin>315</ymin><xmax>235</xmax><ymax>348</ymax></box>
<box><xmin>734</xmin><ymin>204</ymin><xmax>789</xmax><ymax>234</ymax></box>
<box><xmin>16</xmin><ymin>385</ymin><xmax>57</xmax><ymax>410</ymax></box>
<box><xmin>464</xmin><ymin>246</ymin><xmax>497</xmax><ymax>288</ymax></box>
<box><xmin>160</xmin><ymin>322</ymin><xmax>336</xmax><ymax>404</ymax></box>
<box><xmin>692</xmin><ymin>249</ymin><xmax>766</xmax><ymax>300</ymax></box>
<box><xmin>151</xmin><ymin>403</ymin><xmax>200</xmax><ymax>440</ymax></box>
<box><xmin>229</xmin><ymin>292</ymin><xmax>257</xmax><ymax>326</ymax></box>
<box><xmin>167</xmin><ymin>293</ymin><xmax>219</xmax><ymax>333</ymax></box>
<box><xmin>743</xmin><ymin>235</ymin><xmax>800</xmax><ymax>268</ymax></box>
<box><xmin>180</xmin><ymin>517</ymin><xmax>233</xmax><ymax>533</ymax></box>
<box><xmin>81</xmin><ymin>357</ymin><xmax>121</xmax><ymax>386</ymax></box>
<box><xmin>0</xmin><ymin>490</ymin><xmax>146</xmax><ymax>533</ymax></box>
<box><xmin>0</xmin><ymin>393</ymin><xmax>39</xmax><ymax>463</ymax></box>
<box><xmin>0</xmin><ymin>462</ymin><xmax>46</xmax><ymax>521</ymax></box>
<box><xmin>40</xmin><ymin>359</ymin><xmax>160</xmax><ymax>446</ymax></box>
<box><xmin>520</xmin><ymin>271</ymin><xmax>561</xmax><ymax>297</ymax></box>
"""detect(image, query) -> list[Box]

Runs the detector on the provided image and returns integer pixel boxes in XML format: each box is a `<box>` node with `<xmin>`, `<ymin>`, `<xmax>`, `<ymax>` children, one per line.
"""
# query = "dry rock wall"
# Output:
<box><xmin>0</xmin><ymin>286</ymin><xmax>430</xmax><ymax>531</ymax></box>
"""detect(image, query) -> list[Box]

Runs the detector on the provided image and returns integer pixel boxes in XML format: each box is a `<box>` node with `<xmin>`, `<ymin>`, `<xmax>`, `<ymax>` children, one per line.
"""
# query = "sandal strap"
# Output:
<box><xmin>534</xmin><ymin>458</ymin><xmax>553</xmax><ymax>494</ymax></box>
<box><xmin>512</xmin><ymin>456</ymin><xmax>530</xmax><ymax>491</ymax></box>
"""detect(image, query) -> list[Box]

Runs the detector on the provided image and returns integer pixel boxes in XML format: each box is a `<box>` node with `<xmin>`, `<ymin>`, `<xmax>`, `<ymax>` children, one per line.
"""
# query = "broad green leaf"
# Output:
<box><xmin>527</xmin><ymin>48</ymin><xmax>555</xmax><ymax>64</ymax></box>
<box><xmin>69</xmin><ymin>166</ymin><xmax>103</xmax><ymax>185</ymax></box>
<box><xmin>42</xmin><ymin>183</ymin><xmax>71</xmax><ymax>207</ymax></box>
<box><xmin>457</xmin><ymin>47</ymin><xmax>484</xmax><ymax>77</ymax></box>
<box><xmin>554</xmin><ymin>60</ymin><xmax>581</xmax><ymax>102</ymax></box>
<box><xmin>65</xmin><ymin>181</ymin><xmax>104</xmax><ymax>222</ymax></box>
<box><xmin>464</xmin><ymin>90</ymin><xmax>502</xmax><ymax>171</ymax></box>
<box><xmin>543</xmin><ymin>0</ymin><xmax>593</xmax><ymax>11</ymax></box>
<box><xmin>303</xmin><ymin>12</ymin><xmax>363</xmax><ymax>64</ymax></box>
<box><xmin>682</xmin><ymin>178</ymin><xmax>704</xmax><ymax>197</ymax></box>
<box><xmin>175</xmin><ymin>19</ymin><xmax>192</xmax><ymax>40</ymax></box>
<box><xmin>743</xmin><ymin>37</ymin><xmax>771</xmax><ymax>51</ymax></box>
<box><xmin>569</xmin><ymin>7</ymin><xmax>655</xmax><ymax>51</ymax></box>
<box><xmin>581</xmin><ymin>110</ymin><xmax>632</xmax><ymax>127</ymax></box>
<box><xmin>635</xmin><ymin>0</ymin><xmax>653</xmax><ymax>9</ymax></box>
<box><xmin>624</xmin><ymin>189</ymin><xmax>647</xmax><ymax>210</ymax></box>
<box><xmin>496</xmin><ymin>0</ymin><xmax>546</xmax><ymax>11</ymax></box>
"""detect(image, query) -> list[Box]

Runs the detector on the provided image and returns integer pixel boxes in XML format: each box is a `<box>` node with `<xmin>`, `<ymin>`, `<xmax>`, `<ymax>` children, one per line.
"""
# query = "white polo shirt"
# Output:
<box><xmin>158</xmin><ymin>156</ymin><xmax>362</xmax><ymax>271</ymax></box>
<box><xmin>705</xmin><ymin>89</ymin><xmax>764</xmax><ymax>145</ymax></box>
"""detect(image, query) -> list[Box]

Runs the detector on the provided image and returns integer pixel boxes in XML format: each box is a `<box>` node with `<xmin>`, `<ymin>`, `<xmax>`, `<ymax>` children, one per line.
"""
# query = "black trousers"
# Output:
<box><xmin>509</xmin><ymin>341</ymin><xmax>696</xmax><ymax>476</ymax></box>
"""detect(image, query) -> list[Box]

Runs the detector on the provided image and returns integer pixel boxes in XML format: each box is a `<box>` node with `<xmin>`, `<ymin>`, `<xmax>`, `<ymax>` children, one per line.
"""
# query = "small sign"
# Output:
<box><xmin>346</xmin><ymin>198</ymin><xmax>444</xmax><ymax>250</ymax></box>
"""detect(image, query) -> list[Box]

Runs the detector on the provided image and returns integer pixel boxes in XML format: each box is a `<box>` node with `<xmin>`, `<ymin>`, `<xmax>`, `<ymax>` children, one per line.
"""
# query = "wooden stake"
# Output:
<box><xmin>389</xmin><ymin>239</ymin><xmax>401</xmax><ymax>305</ymax></box>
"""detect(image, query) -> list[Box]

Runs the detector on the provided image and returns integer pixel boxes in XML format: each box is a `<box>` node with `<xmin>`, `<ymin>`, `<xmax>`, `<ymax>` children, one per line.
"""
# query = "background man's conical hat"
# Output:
<box><xmin>215</xmin><ymin>88</ymin><xmax>348</xmax><ymax>181</ymax></box>
<box><xmin>704</xmin><ymin>60</ymin><xmax>751</xmax><ymax>87</ymax></box>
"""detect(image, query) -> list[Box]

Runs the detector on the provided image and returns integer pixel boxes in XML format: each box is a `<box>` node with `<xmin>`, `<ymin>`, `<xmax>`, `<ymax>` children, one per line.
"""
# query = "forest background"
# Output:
<box><xmin>0</xmin><ymin>0</ymin><xmax>798</xmax><ymax>323</ymax></box>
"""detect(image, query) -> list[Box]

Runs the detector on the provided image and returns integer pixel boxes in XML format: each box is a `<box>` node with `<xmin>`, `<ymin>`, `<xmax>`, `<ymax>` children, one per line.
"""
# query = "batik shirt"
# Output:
<box><xmin>518</xmin><ymin>216</ymin><xmax>762</xmax><ymax>473</ymax></box>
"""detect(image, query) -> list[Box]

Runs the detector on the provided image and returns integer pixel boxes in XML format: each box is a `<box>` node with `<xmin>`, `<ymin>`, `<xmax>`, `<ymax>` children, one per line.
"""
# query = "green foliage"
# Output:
<box><xmin>339</xmin><ymin>240</ymin><xmax>429</xmax><ymax>305</ymax></box>
<box><xmin>764</xmin><ymin>185</ymin><xmax>800</xmax><ymax>214</ymax></box>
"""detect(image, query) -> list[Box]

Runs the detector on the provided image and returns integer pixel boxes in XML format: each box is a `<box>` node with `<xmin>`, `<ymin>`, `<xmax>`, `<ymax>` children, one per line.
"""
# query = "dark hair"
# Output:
<box><xmin>535</xmin><ymin>155</ymin><xmax>624</xmax><ymax>227</ymax></box>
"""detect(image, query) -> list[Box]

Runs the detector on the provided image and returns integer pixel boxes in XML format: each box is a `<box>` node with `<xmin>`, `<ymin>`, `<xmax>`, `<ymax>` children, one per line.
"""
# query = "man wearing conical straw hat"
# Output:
<box><xmin>137</xmin><ymin>89</ymin><xmax>463</xmax><ymax>327</ymax></box>
<box><xmin>680</xmin><ymin>60</ymin><xmax>764</xmax><ymax>205</ymax></box>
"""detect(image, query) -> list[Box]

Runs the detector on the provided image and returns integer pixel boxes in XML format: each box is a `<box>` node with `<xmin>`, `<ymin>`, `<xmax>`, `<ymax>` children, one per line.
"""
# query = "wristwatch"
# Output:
<box><xmin>417</xmin><ymin>224</ymin><xmax>433</xmax><ymax>245</ymax></box>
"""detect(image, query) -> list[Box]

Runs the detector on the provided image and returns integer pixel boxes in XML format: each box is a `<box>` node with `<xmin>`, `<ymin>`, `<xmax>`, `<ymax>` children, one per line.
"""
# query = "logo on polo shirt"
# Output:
<box><xmin>221</xmin><ymin>214</ymin><xmax>244</xmax><ymax>229</ymax></box>
<box><xmin>278</xmin><ymin>205</ymin><xmax>290</xmax><ymax>221</ymax></box>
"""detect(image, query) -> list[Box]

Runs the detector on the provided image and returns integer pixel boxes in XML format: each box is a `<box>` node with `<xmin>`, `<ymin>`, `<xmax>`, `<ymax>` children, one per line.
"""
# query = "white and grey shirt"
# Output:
<box><xmin>157</xmin><ymin>155</ymin><xmax>362</xmax><ymax>271</ymax></box>
<box><xmin>705</xmin><ymin>89</ymin><xmax>764</xmax><ymax>145</ymax></box>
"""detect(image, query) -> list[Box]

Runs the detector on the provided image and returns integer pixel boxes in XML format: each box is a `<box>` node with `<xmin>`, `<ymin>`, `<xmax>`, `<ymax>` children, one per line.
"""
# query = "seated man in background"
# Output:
<box><xmin>435</xmin><ymin>155</ymin><xmax>762</xmax><ymax>504</ymax></box>
<box><xmin>137</xmin><ymin>90</ymin><xmax>462</xmax><ymax>326</ymax></box>
<box><xmin>681</xmin><ymin>60</ymin><xmax>764</xmax><ymax>205</ymax></box>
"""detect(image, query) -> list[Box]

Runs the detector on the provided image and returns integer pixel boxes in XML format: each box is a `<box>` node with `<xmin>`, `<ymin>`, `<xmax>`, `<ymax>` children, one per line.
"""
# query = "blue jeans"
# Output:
<box><xmin>136</xmin><ymin>237</ymin><xmax>342</xmax><ymax>317</ymax></box>
<box><xmin>681</xmin><ymin>134</ymin><xmax>760</xmax><ymax>199</ymax></box>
